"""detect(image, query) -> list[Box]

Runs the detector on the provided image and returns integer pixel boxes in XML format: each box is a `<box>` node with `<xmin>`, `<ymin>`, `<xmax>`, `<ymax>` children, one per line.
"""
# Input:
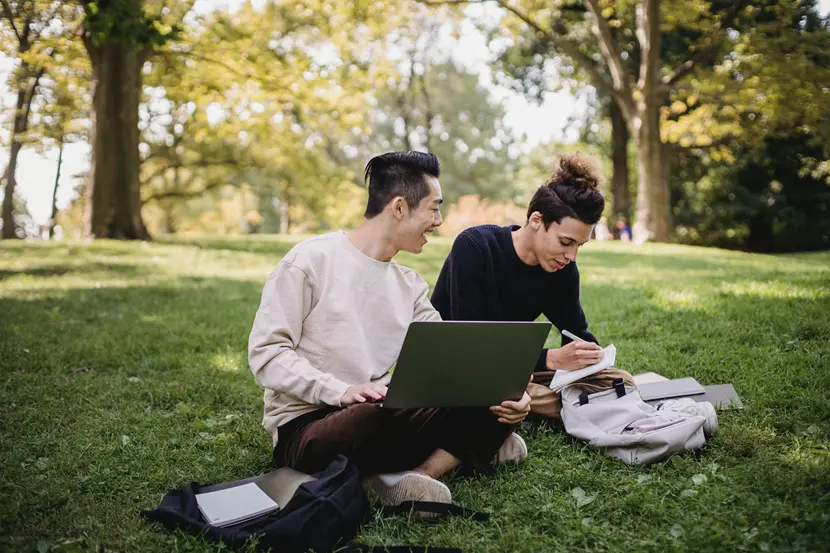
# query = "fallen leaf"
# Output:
<box><xmin>71</xmin><ymin>367</ymin><xmax>89</xmax><ymax>373</ymax></box>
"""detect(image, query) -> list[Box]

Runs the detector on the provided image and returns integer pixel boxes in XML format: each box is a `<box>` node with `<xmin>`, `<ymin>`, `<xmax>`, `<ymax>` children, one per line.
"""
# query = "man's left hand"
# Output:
<box><xmin>490</xmin><ymin>391</ymin><xmax>531</xmax><ymax>424</ymax></box>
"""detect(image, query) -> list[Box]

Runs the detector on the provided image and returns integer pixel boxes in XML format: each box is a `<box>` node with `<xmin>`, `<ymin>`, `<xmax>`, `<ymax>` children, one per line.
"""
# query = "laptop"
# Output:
<box><xmin>381</xmin><ymin>321</ymin><xmax>552</xmax><ymax>409</ymax></box>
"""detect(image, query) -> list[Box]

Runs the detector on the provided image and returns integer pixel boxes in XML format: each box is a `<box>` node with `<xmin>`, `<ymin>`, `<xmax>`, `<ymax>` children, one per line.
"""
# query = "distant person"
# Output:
<box><xmin>595</xmin><ymin>217</ymin><xmax>611</xmax><ymax>241</ymax></box>
<box><xmin>431</xmin><ymin>154</ymin><xmax>607</xmax><ymax>421</ymax></box>
<box><xmin>248</xmin><ymin>151</ymin><xmax>530</xmax><ymax>508</ymax></box>
<box><xmin>616</xmin><ymin>218</ymin><xmax>631</xmax><ymax>242</ymax></box>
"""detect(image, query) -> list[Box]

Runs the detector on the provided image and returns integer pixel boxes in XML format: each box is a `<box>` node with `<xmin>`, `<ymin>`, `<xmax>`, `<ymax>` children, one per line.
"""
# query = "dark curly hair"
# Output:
<box><xmin>527</xmin><ymin>153</ymin><xmax>605</xmax><ymax>227</ymax></box>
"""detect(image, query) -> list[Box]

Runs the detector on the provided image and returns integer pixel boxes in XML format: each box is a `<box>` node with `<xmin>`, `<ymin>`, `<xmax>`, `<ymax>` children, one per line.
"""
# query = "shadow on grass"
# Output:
<box><xmin>578</xmin><ymin>249</ymin><xmax>768</xmax><ymax>273</ymax></box>
<box><xmin>157</xmin><ymin>235</ymin><xmax>300</xmax><ymax>257</ymax></box>
<box><xmin>0</xmin><ymin>262</ymin><xmax>153</xmax><ymax>281</ymax></box>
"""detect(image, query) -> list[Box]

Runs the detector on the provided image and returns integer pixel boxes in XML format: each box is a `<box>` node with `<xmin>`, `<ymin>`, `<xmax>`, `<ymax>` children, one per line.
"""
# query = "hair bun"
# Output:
<box><xmin>547</xmin><ymin>153</ymin><xmax>602</xmax><ymax>191</ymax></box>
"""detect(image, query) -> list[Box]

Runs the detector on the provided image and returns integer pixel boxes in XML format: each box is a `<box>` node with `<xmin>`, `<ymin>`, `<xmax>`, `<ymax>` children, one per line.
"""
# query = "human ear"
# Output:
<box><xmin>392</xmin><ymin>197</ymin><xmax>405</xmax><ymax>219</ymax></box>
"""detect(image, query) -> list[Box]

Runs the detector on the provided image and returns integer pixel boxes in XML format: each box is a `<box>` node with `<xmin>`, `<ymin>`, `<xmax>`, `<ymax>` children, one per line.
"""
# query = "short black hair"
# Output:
<box><xmin>363</xmin><ymin>151</ymin><xmax>440</xmax><ymax>218</ymax></box>
<box><xmin>527</xmin><ymin>153</ymin><xmax>605</xmax><ymax>227</ymax></box>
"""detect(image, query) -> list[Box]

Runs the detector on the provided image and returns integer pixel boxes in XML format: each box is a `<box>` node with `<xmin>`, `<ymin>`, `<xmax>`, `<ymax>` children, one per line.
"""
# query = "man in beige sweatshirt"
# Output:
<box><xmin>249</xmin><ymin>151</ymin><xmax>531</xmax><ymax>506</ymax></box>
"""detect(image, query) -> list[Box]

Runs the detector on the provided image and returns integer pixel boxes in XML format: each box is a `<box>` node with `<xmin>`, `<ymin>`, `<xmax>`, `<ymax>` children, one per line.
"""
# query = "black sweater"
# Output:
<box><xmin>431</xmin><ymin>224</ymin><xmax>598</xmax><ymax>372</ymax></box>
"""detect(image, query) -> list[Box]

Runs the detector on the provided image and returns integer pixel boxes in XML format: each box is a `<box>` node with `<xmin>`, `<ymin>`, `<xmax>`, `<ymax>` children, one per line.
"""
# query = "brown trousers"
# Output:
<box><xmin>273</xmin><ymin>404</ymin><xmax>515</xmax><ymax>477</ymax></box>
<box><xmin>528</xmin><ymin>368</ymin><xmax>637</xmax><ymax>419</ymax></box>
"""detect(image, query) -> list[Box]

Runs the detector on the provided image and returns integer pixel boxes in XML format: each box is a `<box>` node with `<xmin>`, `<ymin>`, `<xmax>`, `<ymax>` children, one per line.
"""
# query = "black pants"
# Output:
<box><xmin>273</xmin><ymin>404</ymin><xmax>515</xmax><ymax>476</ymax></box>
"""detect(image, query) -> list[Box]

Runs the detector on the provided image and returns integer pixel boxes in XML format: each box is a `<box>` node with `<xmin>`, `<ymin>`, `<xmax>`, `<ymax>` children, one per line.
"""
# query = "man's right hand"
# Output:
<box><xmin>547</xmin><ymin>341</ymin><xmax>603</xmax><ymax>371</ymax></box>
<box><xmin>340</xmin><ymin>383</ymin><xmax>388</xmax><ymax>405</ymax></box>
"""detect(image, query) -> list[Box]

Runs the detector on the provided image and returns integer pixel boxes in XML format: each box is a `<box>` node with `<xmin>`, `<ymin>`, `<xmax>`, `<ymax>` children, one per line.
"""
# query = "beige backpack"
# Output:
<box><xmin>560</xmin><ymin>381</ymin><xmax>707</xmax><ymax>465</ymax></box>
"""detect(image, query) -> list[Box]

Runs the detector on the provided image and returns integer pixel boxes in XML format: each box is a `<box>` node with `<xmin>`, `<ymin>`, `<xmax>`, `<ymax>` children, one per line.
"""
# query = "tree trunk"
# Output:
<box><xmin>48</xmin><ymin>138</ymin><xmax>65</xmax><ymax>239</ymax></box>
<box><xmin>609</xmin><ymin>100</ymin><xmax>630</xmax><ymax>221</ymax></box>
<box><xmin>279</xmin><ymin>198</ymin><xmax>290</xmax><ymax>234</ymax></box>
<box><xmin>84</xmin><ymin>41</ymin><xmax>150</xmax><ymax>239</ymax></box>
<box><xmin>1</xmin><ymin>137</ymin><xmax>23</xmax><ymax>240</ymax></box>
<box><xmin>2</xmin><ymin>79</ymin><xmax>37</xmax><ymax>239</ymax></box>
<box><xmin>632</xmin><ymin>104</ymin><xmax>672</xmax><ymax>243</ymax></box>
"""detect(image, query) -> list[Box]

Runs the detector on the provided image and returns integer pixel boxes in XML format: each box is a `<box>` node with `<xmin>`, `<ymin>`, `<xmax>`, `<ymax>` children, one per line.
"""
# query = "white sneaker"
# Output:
<box><xmin>495</xmin><ymin>432</ymin><xmax>528</xmax><ymax>464</ymax></box>
<box><xmin>362</xmin><ymin>471</ymin><xmax>452</xmax><ymax>506</ymax></box>
<box><xmin>656</xmin><ymin>398</ymin><xmax>718</xmax><ymax>438</ymax></box>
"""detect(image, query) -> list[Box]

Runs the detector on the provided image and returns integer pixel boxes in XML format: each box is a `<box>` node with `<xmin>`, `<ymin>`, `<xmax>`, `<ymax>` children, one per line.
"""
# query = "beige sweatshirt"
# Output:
<box><xmin>248</xmin><ymin>231</ymin><xmax>442</xmax><ymax>445</ymax></box>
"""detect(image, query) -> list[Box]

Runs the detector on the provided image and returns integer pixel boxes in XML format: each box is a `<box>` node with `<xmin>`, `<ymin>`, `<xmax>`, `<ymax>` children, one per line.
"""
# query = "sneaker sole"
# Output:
<box><xmin>697</xmin><ymin>401</ymin><xmax>718</xmax><ymax>438</ymax></box>
<box><xmin>496</xmin><ymin>433</ymin><xmax>528</xmax><ymax>464</ymax></box>
<box><xmin>363</xmin><ymin>472</ymin><xmax>452</xmax><ymax>506</ymax></box>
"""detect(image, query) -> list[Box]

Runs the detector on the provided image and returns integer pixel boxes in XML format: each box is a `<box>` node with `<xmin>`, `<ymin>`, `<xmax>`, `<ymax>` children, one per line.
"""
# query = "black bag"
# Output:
<box><xmin>142</xmin><ymin>455</ymin><xmax>484</xmax><ymax>553</ymax></box>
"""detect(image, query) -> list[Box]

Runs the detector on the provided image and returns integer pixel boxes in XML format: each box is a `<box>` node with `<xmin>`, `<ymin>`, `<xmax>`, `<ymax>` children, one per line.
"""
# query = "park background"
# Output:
<box><xmin>1</xmin><ymin>1</ymin><xmax>829</xmax><ymax>553</ymax></box>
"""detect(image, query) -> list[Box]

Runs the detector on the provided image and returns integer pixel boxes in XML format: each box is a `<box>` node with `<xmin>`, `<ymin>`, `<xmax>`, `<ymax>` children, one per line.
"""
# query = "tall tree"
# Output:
<box><xmin>138</xmin><ymin>1</ymin><xmax>396</xmax><ymax>233</ymax></box>
<box><xmin>0</xmin><ymin>1</ymin><xmax>77</xmax><ymax>238</ymax></box>
<box><xmin>79</xmin><ymin>0</ymin><xmax>186</xmax><ymax>239</ymax></box>
<box><xmin>422</xmin><ymin>0</ymin><xmax>748</xmax><ymax>242</ymax></box>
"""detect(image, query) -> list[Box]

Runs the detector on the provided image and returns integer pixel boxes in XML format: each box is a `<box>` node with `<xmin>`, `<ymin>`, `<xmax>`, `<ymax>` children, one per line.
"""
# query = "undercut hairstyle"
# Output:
<box><xmin>363</xmin><ymin>151</ymin><xmax>440</xmax><ymax>218</ymax></box>
<box><xmin>527</xmin><ymin>153</ymin><xmax>605</xmax><ymax>227</ymax></box>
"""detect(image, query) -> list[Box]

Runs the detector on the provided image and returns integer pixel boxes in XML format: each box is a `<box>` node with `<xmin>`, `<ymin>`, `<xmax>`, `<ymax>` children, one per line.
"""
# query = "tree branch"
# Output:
<box><xmin>20</xmin><ymin>67</ymin><xmax>46</xmax><ymax>133</ymax></box>
<box><xmin>143</xmin><ymin>179</ymin><xmax>226</xmax><ymax>202</ymax></box>
<box><xmin>662</xmin><ymin>0</ymin><xmax>747</xmax><ymax>86</ymax></box>
<box><xmin>583</xmin><ymin>0</ymin><xmax>632</xmax><ymax>100</ymax></box>
<box><xmin>496</xmin><ymin>1</ymin><xmax>619</xmax><ymax>99</ymax></box>
<box><xmin>0</xmin><ymin>0</ymin><xmax>22</xmax><ymax>44</ymax></box>
<box><xmin>142</xmin><ymin>157</ymin><xmax>238</xmax><ymax>188</ymax></box>
<box><xmin>635</xmin><ymin>0</ymin><xmax>661</xmax><ymax>96</ymax></box>
<box><xmin>419</xmin><ymin>0</ymin><xmax>635</xmax><ymax>118</ymax></box>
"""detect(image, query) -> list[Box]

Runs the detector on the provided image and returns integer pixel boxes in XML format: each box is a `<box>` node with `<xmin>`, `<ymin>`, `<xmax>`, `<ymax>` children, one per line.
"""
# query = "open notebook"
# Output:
<box><xmin>193</xmin><ymin>466</ymin><xmax>316</xmax><ymax>528</ymax></box>
<box><xmin>548</xmin><ymin>344</ymin><xmax>617</xmax><ymax>392</ymax></box>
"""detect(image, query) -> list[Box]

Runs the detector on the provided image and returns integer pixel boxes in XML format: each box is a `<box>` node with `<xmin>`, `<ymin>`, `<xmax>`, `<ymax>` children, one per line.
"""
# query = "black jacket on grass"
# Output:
<box><xmin>431</xmin><ymin>224</ymin><xmax>598</xmax><ymax>372</ymax></box>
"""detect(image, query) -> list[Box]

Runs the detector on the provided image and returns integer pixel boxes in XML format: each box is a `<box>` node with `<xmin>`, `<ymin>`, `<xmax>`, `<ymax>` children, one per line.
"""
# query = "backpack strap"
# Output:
<box><xmin>613</xmin><ymin>378</ymin><xmax>627</xmax><ymax>398</ymax></box>
<box><xmin>380</xmin><ymin>501</ymin><xmax>490</xmax><ymax>523</ymax></box>
<box><xmin>345</xmin><ymin>545</ymin><xmax>462</xmax><ymax>553</ymax></box>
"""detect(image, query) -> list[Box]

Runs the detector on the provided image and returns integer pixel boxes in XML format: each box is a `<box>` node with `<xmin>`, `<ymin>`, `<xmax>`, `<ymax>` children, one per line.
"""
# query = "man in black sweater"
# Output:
<box><xmin>431</xmin><ymin>154</ymin><xmax>606</xmax><ymax>420</ymax></box>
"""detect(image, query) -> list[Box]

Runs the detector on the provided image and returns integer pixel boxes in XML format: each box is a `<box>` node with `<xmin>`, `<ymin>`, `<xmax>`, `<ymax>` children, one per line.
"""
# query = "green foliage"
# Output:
<box><xmin>136</xmin><ymin>0</ymin><xmax>399</xmax><ymax>233</ymax></box>
<box><xmin>673</xmin><ymin>133</ymin><xmax>830</xmax><ymax>252</ymax></box>
<box><xmin>360</xmin><ymin>59</ymin><xmax>520</xmax><ymax>204</ymax></box>
<box><xmin>1</xmin><ymin>237</ymin><xmax>829</xmax><ymax>551</ymax></box>
<box><xmin>83</xmin><ymin>0</ymin><xmax>181</xmax><ymax>48</ymax></box>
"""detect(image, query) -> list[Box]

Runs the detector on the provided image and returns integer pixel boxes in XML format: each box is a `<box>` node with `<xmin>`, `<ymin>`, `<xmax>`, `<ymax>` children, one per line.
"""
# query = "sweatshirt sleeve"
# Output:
<box><xmin>413</xmin><ymin>278</ymin><xmax>442</xmax><ymax>322</ymax></box>
<box><xmin>438</xmin><ymin>232</ymin><xmax>489</xmax><ymax>320</ymax></box>
<box><xmin>248</xmin><ymin>261</ymin><xmax>350</xmax><ymax>407</ymax></box>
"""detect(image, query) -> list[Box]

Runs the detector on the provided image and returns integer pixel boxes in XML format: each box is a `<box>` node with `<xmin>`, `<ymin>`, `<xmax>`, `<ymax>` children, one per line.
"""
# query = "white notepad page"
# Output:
<box><xmin>549</xmin><ymin>344</ymin><xmax>617</xmax><ymax>392</ymax></box>
<box><xmin>195</xmin><ymin>482</ymin><xmax>279</xmax><ymax>527</ymax></box>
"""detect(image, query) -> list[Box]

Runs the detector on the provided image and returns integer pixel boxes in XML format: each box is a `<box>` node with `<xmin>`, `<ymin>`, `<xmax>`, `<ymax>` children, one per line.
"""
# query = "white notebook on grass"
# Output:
<box><xmin>548</xmin><ymin>344</ymin><xmax>617</xmax><ymax>392</ymax></box>
<box><xmin>195</xmin><ymin>482</ymin><xmax>279</xmax><ymax>527</ymax></box>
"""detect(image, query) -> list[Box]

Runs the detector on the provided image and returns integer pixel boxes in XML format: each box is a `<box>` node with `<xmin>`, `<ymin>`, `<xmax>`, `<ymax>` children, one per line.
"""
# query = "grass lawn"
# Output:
<box><xmin>1</xmin><ymin>235</ymin><xmax>829</xmax><ymax>553</ymax></box>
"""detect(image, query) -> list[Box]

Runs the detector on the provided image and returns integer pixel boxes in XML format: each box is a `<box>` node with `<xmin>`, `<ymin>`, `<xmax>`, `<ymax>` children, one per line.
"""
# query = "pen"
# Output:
<box><xmin>561</xmin><ymin>329</ymin><xmax>584</xmax><ymax>342</ymax></box>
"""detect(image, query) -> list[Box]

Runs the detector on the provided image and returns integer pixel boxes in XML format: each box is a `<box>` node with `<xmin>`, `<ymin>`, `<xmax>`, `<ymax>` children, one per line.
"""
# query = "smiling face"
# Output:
<box><xmin>529</xmin><ymin>214</ymin><xmax>593</xmax><ymax>272</ymax></box>
<box><xmin>393</xmin><ymin>175</ymin><xmax>443</xmax><ymax>254</ymax></box>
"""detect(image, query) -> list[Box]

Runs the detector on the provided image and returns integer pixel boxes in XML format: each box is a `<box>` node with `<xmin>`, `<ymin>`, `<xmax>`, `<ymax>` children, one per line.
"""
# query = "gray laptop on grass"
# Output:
<box><xmin>381</xmin><ymin>321</ymin><xmax>552</xmax><ymax>409</ymax></box>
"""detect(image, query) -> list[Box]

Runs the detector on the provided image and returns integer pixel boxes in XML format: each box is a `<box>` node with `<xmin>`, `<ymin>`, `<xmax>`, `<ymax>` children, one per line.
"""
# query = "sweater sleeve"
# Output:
<box><xmin>438</xmin><ymin>232</ymin><xmax>489</xmax><ymax>320</ymax></box>
<box><xmin>413</xmin><ymin>278</ymin><xmax>443</xmax><ymax>322</ymax></box>
<box><xmin>248</xmin><ymin>262</ymin><xmax>350</xmax><ymax>407</ymax></box>
<box><xmin>543</xmin><ymin>263</ymin><xmax>599</xmax><ymax>348</ymax></box>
